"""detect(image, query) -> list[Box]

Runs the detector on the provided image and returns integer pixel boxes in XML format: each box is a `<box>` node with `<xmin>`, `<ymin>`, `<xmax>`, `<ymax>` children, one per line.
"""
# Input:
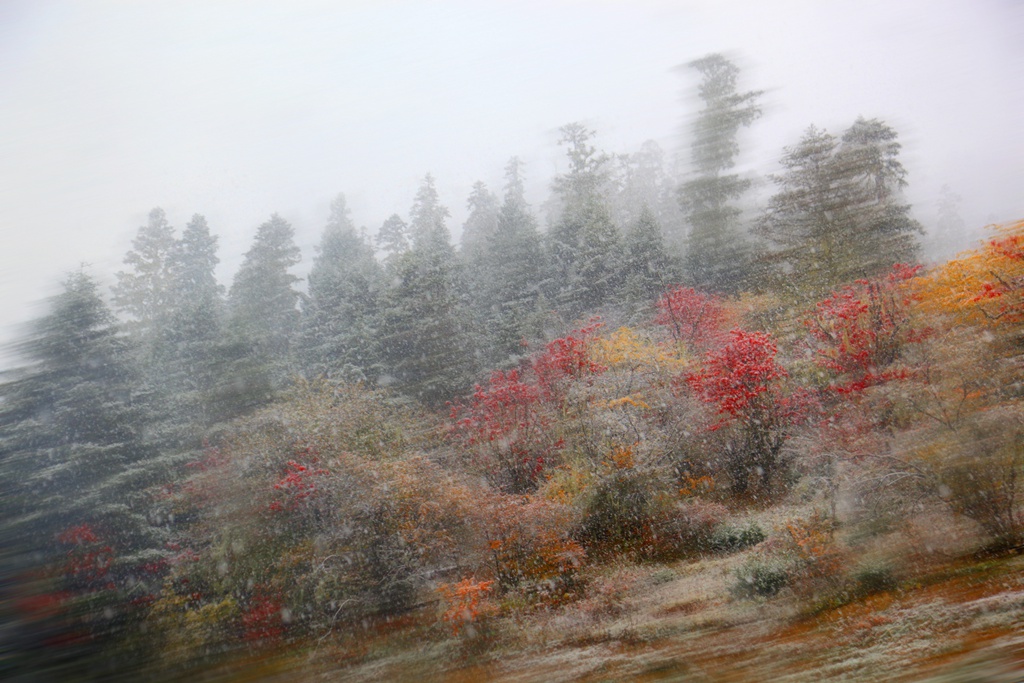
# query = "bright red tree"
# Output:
<box><xmin>687</xmin><ymin>329</ymin><xmax>797</xmax><ymax>495</ymax></box>
<box><xmin>654</xmin><ymin>287</ymin><xmax>729</xmax><ymax>350</ymax></box>
<box><xmin>805</xmin><ymin>263</ymin><xmax>922</xmax><ymax>394</ymax></box>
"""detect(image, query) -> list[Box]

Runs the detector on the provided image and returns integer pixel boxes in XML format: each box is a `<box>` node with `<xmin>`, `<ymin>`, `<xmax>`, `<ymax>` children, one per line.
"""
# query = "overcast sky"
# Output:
<box><xmin>1</xmin><ymin>0</ymin><xmax>1021</xmax><ymax>358</ymax></box>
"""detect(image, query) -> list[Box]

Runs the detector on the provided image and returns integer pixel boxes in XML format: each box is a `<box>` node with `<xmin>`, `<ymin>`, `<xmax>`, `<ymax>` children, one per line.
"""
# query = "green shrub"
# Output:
<box><xmin>710</xmin><ymin>521</ymin><xmax>766</xmax><ymax>553</ymax></box>
<box><xmin>732</xmin><ymin>556</ymin><xmax>789</xmax><ymax>598</ymax></box>
<box><xmin>851</xmin><ymin>561</ymin><xmax>898</xmax><ymax>595</ymax></box>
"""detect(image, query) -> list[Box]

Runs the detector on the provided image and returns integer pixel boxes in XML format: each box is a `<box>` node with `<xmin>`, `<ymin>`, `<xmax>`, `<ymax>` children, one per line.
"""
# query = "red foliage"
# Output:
<box><xmin>805</xmin><ymin>264</ymin><xmax>922</xmax><ymax>394</ymax></box>
<box><xmin>450</xmin><ymin>369</ymin><xmax>562</xmax><ymax>492</ymax></box>
<box><xmin>654</xmin><ymin>287</ymin><xmax>729</xmax><ymax>349</ymax></box>
<box><xmin>242</xmin><ymin>586</ymin><xmax>285</xmax><ymax>643</ymax></box>
<box><xmin>452</xmin><ymin>369</ymin><xmax>544</xmax><ymax>446</ymax></box>
<box><xmin>268</xmin><ymin>460</ymin><xmax>328</xmax><ymax>513</ymax></box>
<box><xmin>687</xmin><ymin>329</ymin><xmax>787</xmax><ymax>427</ymax></box>
<box><xmin>532</xmin><ymin>320</ymin><xmax>606</xmax><ymax>399</ymax></box>
<box><xmin>57</xmin><ymin>524</ymin><xmax>113</xmax><ymax>585</ymax></box>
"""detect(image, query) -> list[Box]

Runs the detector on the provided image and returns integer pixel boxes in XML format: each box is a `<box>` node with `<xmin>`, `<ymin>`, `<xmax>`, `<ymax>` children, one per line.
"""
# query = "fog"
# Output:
<box><xmin>1</xmin><ymin>0</ymin><xmax>1021</xmax><ymax>356</ymax></box>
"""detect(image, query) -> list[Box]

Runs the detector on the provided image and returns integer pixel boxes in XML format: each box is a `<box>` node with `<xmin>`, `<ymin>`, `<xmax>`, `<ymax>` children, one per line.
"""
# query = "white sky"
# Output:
<box><xmin>1</xmin><ymin>0</ymin><xmax>1022</xmax><ymax>358</ymax></box>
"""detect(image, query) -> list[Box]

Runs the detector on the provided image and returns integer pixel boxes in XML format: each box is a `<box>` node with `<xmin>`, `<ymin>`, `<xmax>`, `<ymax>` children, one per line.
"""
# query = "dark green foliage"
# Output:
<box><xmin>379</xmin><ymin>175</ymin><xmax>476</xmax><ymax>406</ymax></box>
<box><xmin>299</xmin><ymin>194</ymin><xmax>383</xmax><ymax>382</ymax></box>
<box><xmin>851</xmin><ymin>561</ymin><xmax>898</xmax><ymax>595</ymax></box>
<box><xmin>219</xmin><ymin>214</ymin><xmax>302</xmax><ymax>415</ymax></box>
<box><xmin>547</xmin><ymin>123</ymin><xmax>622</xmax><ymax>317</ymax></box>
<box><xmin>475</xmin><ymin>158</ymin><xmax>548</xmax><ymax>367</ymax></box>
<box><xmin>757</xmin><ymin>119</ymin><xmax>922</xmax><ymax>302</ymax></box>
<box><xmin>578</xmin><ymin>470</ymin><xmax>654</xmax><ymax>557</ymax></box>
<box><xmin>155</xmin><ymin>214</ymin><xmax>225</xmax><ymax>445</ymax></box>
<box><xmin>677</xmin><ymin>54</ymin><xmax>761</xmax><ymax>293</ymax></box>
<box><xmin>0</xmin><ymin>271</ymin><xmax>163</xmax><ymax>559</ymax></box>
<box><xmin>732</xmin><ymin>556</ymin><xmax>790</xmax><ymax>598</ymax></box>
<box><xmin>620</xmin><ymin>204</ymin><xmax>671</xmax><ymax>315</ymax></box>
<box><xmin>710</xmin><ymin>521</ymin><xmax>766</xmax><ymax>553</ymax></box>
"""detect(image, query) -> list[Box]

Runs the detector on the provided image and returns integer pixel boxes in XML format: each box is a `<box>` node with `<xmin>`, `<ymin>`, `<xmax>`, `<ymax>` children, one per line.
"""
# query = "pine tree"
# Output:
<box><xmin>112</xmin><ymin>208</ymin><xmax>178</xmax><ymax>340</ymax></box>
<box><xmin>677</xmin><ymin>54</ymin><xmax>761</xmax><ymax>293</ymax></box>
<box><xmin>379</xmin><ymin>175</ymin><xmax>475</xmax><ymax>406</ymax></box>
<box><xmin>480</xmin><ymin>158</ymin><xmax>548</xmax><ymax>366</ymax></box>
<box><xmin>376</xmin><ymin>213</ymin><xmax>411</xmax><ymax>267</ymax></box>
<box><xmin>160</xmin><ymin>214</ymin><xmax>224</xmax><ymax>440</ymax></box>
<box><xmin>0</xmin><ymin>272</ymin><xmax>164</xmax><ymax>562</ymax></box>
<box><xmin>547</xmin><ymin>123</ymin><xmax>622</xmax><ymax>318</ymax></box>
<box><xmin>299</xmin><ymin>194</ymin><xmax>383</xmax><ymax>382</ymax></box>
<box><xmin>620</xmin><ymin>204</ymin><xmax>670</xmax><ymax>315</ymax></box>
<box><xmin>756</xmin><ymin>119</ymin><xmax>921</xmax><ymax>302</ymax></box>
<box><xmin>459</xmin><ymin>180</ymin><xmax>500</xmax><ymax>266</ymax></box>
<box><xmin>218</xmin><ymin>214</ymin><xmax>301</xmax><ymax>414</ymax></box>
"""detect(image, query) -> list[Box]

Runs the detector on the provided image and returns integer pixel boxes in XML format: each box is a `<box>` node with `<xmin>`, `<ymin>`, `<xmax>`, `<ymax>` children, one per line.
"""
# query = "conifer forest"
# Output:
<box><xmin>2</xmin><ymin>8</ymin><xmax>1023</xmax><ymax>681</ymax></box>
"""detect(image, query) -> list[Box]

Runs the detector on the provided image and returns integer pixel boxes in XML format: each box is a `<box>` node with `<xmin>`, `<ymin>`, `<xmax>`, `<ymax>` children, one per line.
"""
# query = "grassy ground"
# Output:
<box><xmin>168</xmin><ymin>504</ymin><xmax>1024</xmax><ymax>682</ymax></box>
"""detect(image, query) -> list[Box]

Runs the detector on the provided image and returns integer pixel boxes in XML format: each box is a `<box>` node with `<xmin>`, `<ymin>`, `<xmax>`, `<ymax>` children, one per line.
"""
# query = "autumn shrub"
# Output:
<box><xmin>933</xmin><ymin>412</ymin><xmax>1024</xmax><ymax>550</ymax></box>
<box><xmin>449</xmin><ymin>368</ymin><xmax>561</xmax><ymax>493</ymax></box>
<box><xmin>803</xmin><ymin>263</ymin><xmax>922</xmax><ymax>395</ymax></box>
<box><xmin>577</xmin><ymin>463</ymin><xmax>657</xmax><ymax>559</ymax></box>
<box><xmin>654</xmin><ymin>286</ymin><xmax>731</xmax><ymax>351</ymax></box>
<box><xmin>437</xmin><ymin>577</ymin><xmax>499</xmax><ymax>645</ymax></box>
<box><xmin>850</xmin><ymin>560</ymin><xmax>899</xmax><ymax>596</ymax></box>
<box><xmin>147</xmin><ymin>381</ymin><xmax>486</xmax><ymax>657</ymax></box>
<box><xmin>482</xmin><ymin>493</ymin><xmax>586</xmax><ymax>607</ymax></box>
<box><xmin>644</xmin><ymin>498</ymin><xmax>730</xmax><ymax>561</ymax></box>
<box><xmin>781</xmin><ymin>511</ymin><xmax>847</xmax><ymax>600</ymax></box>
<box><xmin>686</xmin><ymin>328</ymin><xmax>803</xmax><ymax>497</ymax></box>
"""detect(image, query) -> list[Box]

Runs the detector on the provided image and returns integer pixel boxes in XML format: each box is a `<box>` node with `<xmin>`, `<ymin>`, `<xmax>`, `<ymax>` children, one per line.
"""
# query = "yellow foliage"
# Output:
<box><xmin>915</xmin><ymin>219</ymin><xmax>1024</xmax><ymax>330</ymax></box>
<box><xmin>604</xmin><ymin>443</ymin><xmax>636</xmax><ymax>470</ymax></box>
<box><xmin>590</xmin><ymin>326</ymin><xmax>687</xmax><ymax>374</ymax></box>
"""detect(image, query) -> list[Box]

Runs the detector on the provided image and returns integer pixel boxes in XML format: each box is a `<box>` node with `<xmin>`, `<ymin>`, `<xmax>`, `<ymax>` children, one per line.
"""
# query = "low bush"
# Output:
<box><xmin>731</xmin><ymin>556</ymin><xmax>789</xmax><ymax>599</ymax></box>
<box><xmin>709</xmin><ymin>521</ymin><xmax>766</xmax><ymax>553</ymax></box>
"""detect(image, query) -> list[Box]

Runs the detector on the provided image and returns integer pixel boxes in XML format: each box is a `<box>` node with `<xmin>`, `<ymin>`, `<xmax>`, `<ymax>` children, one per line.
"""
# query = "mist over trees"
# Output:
<box><xmin>3</xmin><ymin>52</ymin><xmax>1020</xmax><ymax>681</ymax></box>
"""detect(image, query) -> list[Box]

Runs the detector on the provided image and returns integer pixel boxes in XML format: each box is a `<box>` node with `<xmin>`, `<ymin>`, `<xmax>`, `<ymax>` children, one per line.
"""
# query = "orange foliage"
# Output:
<box><xmin>438</xmin><ymin>578</ymin><xmax>496</xmax><ymax>636</ymax></box>
<box><xmin>915</xmin><ymin>219</ymin><xmax>1024</xmax><ymax>330</ymax></box>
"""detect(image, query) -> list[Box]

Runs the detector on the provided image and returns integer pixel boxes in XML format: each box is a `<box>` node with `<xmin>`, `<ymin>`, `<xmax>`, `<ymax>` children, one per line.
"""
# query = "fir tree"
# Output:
<box><xmin>547</xmin><ymin>123</ymin><xmax>622</xmax><ymax>318</ymax></box>
<box><xmin>379</xmin><ymin>175</ymin><xmax>475</xmax><ymax>406</ymax></box>
<box><xmin>756</xmin><ymin>120</ymin><xmax>921</xmax><ymax>302</ymax></box>
<box><xmin>677</xmin><ymin>54</ymin><xmax>761</xmax><ymax>293</ymax></box>
<box><xmin>620</xmin><ymin>204</ymin><xmax>670</xmax><ymax>315</ymax></box>
<box><xmin>481</xmin><ymin>158</ymin><xmax>548</xmax><ymax>366</ymax></box>
<box><xmin>0</xmin><ymin>272</ymin><xmax>164</xmax><ymax>562</ymax></box>
<box><xmin>218</xmin><ymin>214</ymin><xmax>301</xmax><ymax>415</ymax></box>
<box><xmin>299</xmin><ymin>194</ymin><xmax>383</xmax><ymax>382</ymax></box>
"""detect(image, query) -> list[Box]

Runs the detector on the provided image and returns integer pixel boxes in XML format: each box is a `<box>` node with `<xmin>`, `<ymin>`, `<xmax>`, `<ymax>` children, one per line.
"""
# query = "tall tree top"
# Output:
<box><xmin>112</xmin><ymin>207</ymin><xmax>177</xmax><ymax>329</ymax></box>
<box><xmin>460</xmin><ymin>181</ymin><xmax>499</xmax><ymax>258</ymax></box>
<box><xmin>684</xmin><ymin>53</ymin><xmax>762</xmax><ymax>176</ymax></box>
<box><xmin>409</xmin><ymin>173</ymin><xmax>453</xmax><ymax>251</ymax></box>
<box><xmin>552</xmin><ymin>123</ymin><xmax>609</xmax><ymax>202</ymax></box>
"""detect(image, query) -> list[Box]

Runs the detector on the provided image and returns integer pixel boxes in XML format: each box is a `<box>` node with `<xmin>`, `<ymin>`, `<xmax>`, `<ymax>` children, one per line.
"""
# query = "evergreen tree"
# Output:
<box><xmin>677</xmin><ymin>54</ymin><xmax>761</xmax><ymax>293</ymax></box>
<box><xmin>379</xmin><ymin>175</ymin><xmax>475</xmax><ymax>406</ymax></box>
<box><xmin>0</xmin><ymin>272</ymin><xmax>163</xmax><ymax>561</ymax></box>
<box><xmin>756</xmin><ymin>120</ymin><xmax>921</xmax><ymax>302</ymax></box>
<box><xmin>620</xmin><ymin>204</ymin><xmax>670</xmax><ymax>315</ymax></box>
<box><xmin>610</xmin><ymin>140</ymin><xmax>684</xmax><ymax>251</ymax></box>
<box><xmin>376</xmin><ymin>213</ymin><xmax>411</xmax><ymax>267</ymax></box>
<box><xmin>459</xmin><ymin>180</ymin><xmax>500</xmax><ymax>265</ymax></box>
<box><xmin>112</xmin><ymin>208</ymin><xmax>177</xmax><ymax>341</ymax></box>
<box><xmin>299</xmin><ymin>194</ymin><xmax>383</xmax><ymax>382</ymax></box>
<box><xmin>547</xmin><ymin>123</ymin><xmax>622</xmax><ymax>318</ymax></box>
<box><xmin>159</xmin><ymin>214</ymin><xmax>225</xmax><ymax>441</ymax></box>
<box><xmin>219</xmin><ymin>214</ymin><xmax>301</xmax><ymax>414</ymax></box>
<box><xmin>111</xmin><ymin>208</ymin><xmax>223</xmax><ymax>450</ymax></box>
<box><xmin>480</xmin><ymin>158</ymin><xmax>548</xmax><ymax>365</ymax></box>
